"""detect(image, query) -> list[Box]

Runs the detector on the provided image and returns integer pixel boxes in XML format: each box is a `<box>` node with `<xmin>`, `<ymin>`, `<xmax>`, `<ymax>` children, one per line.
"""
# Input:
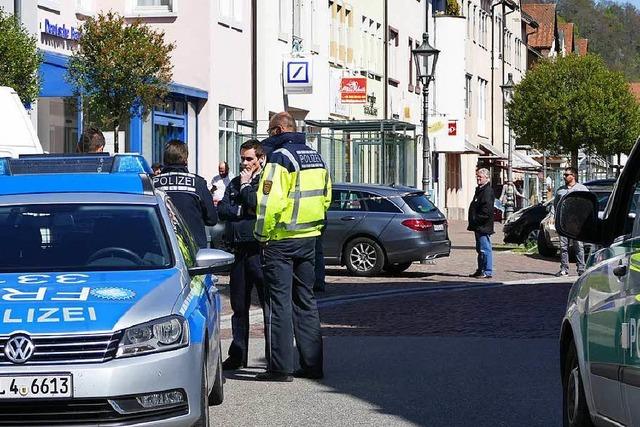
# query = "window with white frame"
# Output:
<box><xmin>293</xmin><ymin>0</ymin><xmax>302</xmax><ymax>39</ymax></box>
<box><xmin>39</xmin><ymin>0</ymin><xmax>61</xmax><ymax>11</ymax></box>
<box><xmin>219</xmin><ymin>0</ymin><xmax>243</xmax><ymax>28</ymax></box>
<box><xmin>472</xmin><ymin>6</ymin><xmax>477</xmax><ymax>42</ymax></box>
<box><xmin>465</xmin><ymin>74</ymin><xmax>472</xmax><ymax>116</ymax></box>
<box><xmin>218</xmin><ymin>105</ymin><xmax>243</xmax><ymax>175</ymax></box>
<box><xmin>388</xmin><ymin>28</ymin><xmax>399</xmax><ymax>79</ymax></box>
<box><xmin>134</xmin><ymin>0</ymin><xmax>174</xmax><ymax>13</ymax></box>
<box><xmin>466</xmin><ymin>2</ymin><xmax>471</xmax><ymax>38</ymax></box>
<box><xmin>477</xmin><ymin>78</ymin><xmax>487</xmax><ymax>135</ymax></box>
<box><xmin>76</xmin><ymin>0</ymin><xmax>93</xmax><ymax>14</ymax></box>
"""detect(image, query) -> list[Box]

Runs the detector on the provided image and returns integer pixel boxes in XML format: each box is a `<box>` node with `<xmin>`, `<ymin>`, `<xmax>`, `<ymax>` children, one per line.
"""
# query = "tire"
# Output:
<box><xmin>537</xmin><ymin>227</ymin><xmax>557</xmax><ymax>257</ymax></box>
<box><xmin>525</xmin><ymin>228</ymin><xmax>539</xmax><ymax>247</ymax></box>
<box><xmin>563</xmin><ymin>342</ymin><xmax>593</xmax><ymax>427</ymax></box>
<box><xmin>383</xmin><ymin>261</ymin><xmax>413</xmax><ymax>274</ymax></box>
<box><xmin>208</xmin><ymin>344</ymin><xmax>224</xmax><ymax>406</ymax></box>
<box><xmin>344</xmin><ymin>237</ymin><xmax>385</xmax><ymax>276</ymax></box>
<box><xmin>194</xmin><ymin>358</ymin><xmax>211</xmax><ymax>427</ymax></box>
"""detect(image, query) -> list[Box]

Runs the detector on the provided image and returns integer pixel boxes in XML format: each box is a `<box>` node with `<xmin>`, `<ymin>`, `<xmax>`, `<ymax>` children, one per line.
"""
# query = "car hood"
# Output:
<box><xmin>0</xmin><ymin>269</ymin><xmax>183</xmax><ymax>335</ymax></box>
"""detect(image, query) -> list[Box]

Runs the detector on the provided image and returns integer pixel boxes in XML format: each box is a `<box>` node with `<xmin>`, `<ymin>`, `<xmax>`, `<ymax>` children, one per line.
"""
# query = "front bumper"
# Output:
<box><xmin>0</xmin><ymin>345</ymin><xmax>204</xmax><ymax>426</ymax></box>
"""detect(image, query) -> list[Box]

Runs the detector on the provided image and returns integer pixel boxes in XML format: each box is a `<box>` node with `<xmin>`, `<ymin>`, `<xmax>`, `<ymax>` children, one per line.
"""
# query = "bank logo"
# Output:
<box><xmin>90</xmin><ymin>287</ymin><xmax>136</xmax><ymax>301</ymax></box>
<box><xmin>5</xmin><ymin>335</ymin><xmax>35</xmax><ymax>364</ymax></box>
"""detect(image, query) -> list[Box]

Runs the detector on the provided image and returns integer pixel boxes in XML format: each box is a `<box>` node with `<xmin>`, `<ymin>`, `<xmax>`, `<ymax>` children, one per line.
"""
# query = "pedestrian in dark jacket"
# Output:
<box><xmin>153</xmin><ymin>140</ymin><xmax>218</xmax><ymax>248</ymax></box>
<box><xmin>217</xmin><ymin>139</ymin><xmax>266</xmax><ymax>370</ymax></box>
<box><xmin>468</xmin><ymin>168</ymin><xmax>495</xmax><ymax>278</ymax></box>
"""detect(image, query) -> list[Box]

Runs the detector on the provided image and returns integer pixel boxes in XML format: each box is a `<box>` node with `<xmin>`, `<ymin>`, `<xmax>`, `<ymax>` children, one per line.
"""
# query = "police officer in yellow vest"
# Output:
<box><xmin>254</xmin><ymin>112</ymin><xmax>331</xmax><ymax>382</ymax></box>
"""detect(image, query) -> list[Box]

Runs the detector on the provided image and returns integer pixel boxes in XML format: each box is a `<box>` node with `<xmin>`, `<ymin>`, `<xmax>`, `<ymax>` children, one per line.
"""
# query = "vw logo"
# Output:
<box><xmin>4</xmin><ymin>335</ymin><xmax>35</xmax><ymax>364</ymax></box>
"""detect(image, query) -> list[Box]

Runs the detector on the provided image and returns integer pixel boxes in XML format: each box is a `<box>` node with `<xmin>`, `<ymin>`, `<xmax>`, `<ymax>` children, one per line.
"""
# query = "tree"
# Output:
<box><xmin>67</xmin><ymin>12</ymin><xmax>174</xmax><ymax>153</ymax></box>
<box><xmin>507</xmin><ymin>54</ymin><xmax>640</xmax><ymax>166</ymax></box>
<box><xmin>0</xmin><ymin>9</ymin><xmax>41</xmax><ymax>104</ymax></box>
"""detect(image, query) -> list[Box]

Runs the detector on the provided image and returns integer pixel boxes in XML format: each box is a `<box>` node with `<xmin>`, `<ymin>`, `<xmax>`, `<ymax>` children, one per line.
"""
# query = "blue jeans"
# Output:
<box><xmin>475</xmin><ymin>232</ymin><xmax>493</xmax><ymax>275</ymax></box>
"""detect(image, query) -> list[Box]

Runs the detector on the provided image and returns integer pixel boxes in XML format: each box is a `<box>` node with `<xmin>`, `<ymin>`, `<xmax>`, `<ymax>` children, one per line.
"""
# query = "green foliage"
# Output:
<box><xmin>507</xmin><ymin>54</ymin><xmax>640</xmax><ymax>163</ymax></box>
<box><xmin>67</xmin><ymin>12</ymin><xmax>174</xmax><ymax>151</ymax></box>
<box><xmin>446</xmin><ymin>0</ymin><xmax>461</xmax><ymax>16</ymax></box>
<box><xmin>0</xmin><ymin>9</ymin><xmax>42</xmax><ymax>104</ymax></box>
<box><xmin>558</xmin><ymin>0</ymin><xmax>640</xmax><ymax>80</ymax></box>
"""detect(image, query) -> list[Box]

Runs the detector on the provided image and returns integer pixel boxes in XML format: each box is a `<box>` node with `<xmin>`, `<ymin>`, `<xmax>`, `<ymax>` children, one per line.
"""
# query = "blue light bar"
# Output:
<box><xmin>113</xmin><ymin>154</ymin><xmax>152</xmax><ymax>174</ymax></box>
<box><xmin>0</xmin><ymin>158</ymin><xmax>10</xmax><ymax>176</ymax></box>
<box><xmin>4</xmin><ymin>154</ymin><xmax>152</xmax><ymax>175</ymax></box>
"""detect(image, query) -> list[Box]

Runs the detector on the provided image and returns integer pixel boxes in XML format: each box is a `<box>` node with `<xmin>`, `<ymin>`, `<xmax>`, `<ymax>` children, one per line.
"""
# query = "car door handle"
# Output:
<box><xmin>341</xmin><ymin>216</ymin><xmax>356</xmax><ymax>221</ymax></box>
<box><xmin>614</xmin><ymin>264</ymin><xmax>628</xmax><ymax>278</ymax></box>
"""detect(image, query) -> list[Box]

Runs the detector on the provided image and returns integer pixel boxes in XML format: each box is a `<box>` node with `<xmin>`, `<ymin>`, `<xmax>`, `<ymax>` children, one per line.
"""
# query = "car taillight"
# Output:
<box><xmin>401</xmin><ymin>219</ymin><xmax>433</xmax><ymax>231</ymax></box>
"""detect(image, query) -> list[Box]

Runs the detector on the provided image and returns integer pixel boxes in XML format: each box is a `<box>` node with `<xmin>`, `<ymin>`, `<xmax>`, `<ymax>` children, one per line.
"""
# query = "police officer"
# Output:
<box><xmin>153</xmin><ymin>140</ymin><xmax>218</xmax><ymax>248</ymax></box>
<box><xmin>254</xmin><ymin>112</ymin><xmax>331</xmax><ymax>382</ymax></box>
<box><xmin>217</xmin><ymin>140</ymin><xmax>266</xmax><ymax>370</ymax></box>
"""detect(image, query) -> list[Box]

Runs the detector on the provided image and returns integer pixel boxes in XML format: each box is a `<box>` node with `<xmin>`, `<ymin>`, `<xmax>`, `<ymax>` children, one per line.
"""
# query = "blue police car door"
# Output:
<box><xmin>166</xmin><ymin>200</ymin><xmax>218</xmax><ymax>366</ymax></box>
<box><xmin>324</xmin><ymin>189</ymin><xmax>367</xmax><ymax>263</ymax></box>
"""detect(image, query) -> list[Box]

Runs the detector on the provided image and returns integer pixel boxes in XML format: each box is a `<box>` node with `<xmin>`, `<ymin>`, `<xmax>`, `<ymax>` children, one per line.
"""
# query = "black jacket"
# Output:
<box><xmin>217</xmin><ymin>174</ymin><xmax>260</xmax><ymax>245</ymax></box>
<box><xmin>153</xmin><ymin>164</ymin><xmax>218</xmax><ymax>248</ymax></box>
<box><xmin>468</xmin><ymin>183</ymin><xmax>495</xmax><ymax>235</ymax></box>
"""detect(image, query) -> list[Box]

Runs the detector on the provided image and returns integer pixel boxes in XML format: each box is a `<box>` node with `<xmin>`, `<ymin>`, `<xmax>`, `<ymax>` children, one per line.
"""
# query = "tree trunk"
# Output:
<box><xmin>571</xmin><ymin>149</ymin><xmax>579</xmax><ymax>169</ymax></box>
<box><xmin>113</xmin><ymin>121</ymin><xmax>119</xmax><ymax>154</ymax></box>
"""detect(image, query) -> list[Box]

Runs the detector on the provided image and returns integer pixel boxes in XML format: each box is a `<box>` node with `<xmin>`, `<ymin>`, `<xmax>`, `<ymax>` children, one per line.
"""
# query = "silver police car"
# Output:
<box><xmin>0</xmin><ymin>154</ymin><xmax>233</xmax><ymax>426</ymax></box>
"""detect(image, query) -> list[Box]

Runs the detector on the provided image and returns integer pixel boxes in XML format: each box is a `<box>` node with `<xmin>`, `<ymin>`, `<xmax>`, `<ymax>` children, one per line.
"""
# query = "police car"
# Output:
<box><xmin>557</xmin><ymin>139</ymin><xmax>640</xmax><ymax>427</ymax></box>
<box><xmin>0</xmin><ymin>154</ymin><xmax>232</xmax><ymax>426</ymax></box>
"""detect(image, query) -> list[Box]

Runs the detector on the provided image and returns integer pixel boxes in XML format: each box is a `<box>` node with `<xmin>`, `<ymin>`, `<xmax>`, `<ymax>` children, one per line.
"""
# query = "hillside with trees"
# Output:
<box><xmin>555</xmin><ymin>0</ymin><xmax>640</xmax><ymax>80</ymax></box>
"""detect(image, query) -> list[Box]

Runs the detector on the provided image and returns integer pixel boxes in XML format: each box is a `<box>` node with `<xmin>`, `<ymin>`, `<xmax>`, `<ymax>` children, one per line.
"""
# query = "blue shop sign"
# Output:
<box><xmin>44</xmin><ymin>19</ymin><xmax>80</xmax><ymax>41</ymax></box>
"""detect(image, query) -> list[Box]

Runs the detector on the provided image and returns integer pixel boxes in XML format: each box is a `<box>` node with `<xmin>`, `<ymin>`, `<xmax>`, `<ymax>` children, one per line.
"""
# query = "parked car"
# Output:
<box><xmin>323</xmin><ymin>183</ymin><xmax>451</xmax><ymax>276</ymax></box>
<box><xmin>503</xmin><ymin>200</ymin><xmax>552</xmax><ymax>245</ymax></box>
<box><xmin>538</xmin><ymin>179</ymin><xmax>616</xmax><ymax>257</ymax></box>
<box><xmin>556</xmin><ymin>141</ymin><xmax>640</xmax><ymax>426</ymax></box>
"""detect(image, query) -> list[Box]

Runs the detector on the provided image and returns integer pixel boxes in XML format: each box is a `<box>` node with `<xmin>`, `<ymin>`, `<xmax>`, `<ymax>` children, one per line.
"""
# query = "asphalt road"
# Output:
<box><xmin>210</xmin><ymin>281</ymin><xmax>570</xmax><ymax>426</ymax></box>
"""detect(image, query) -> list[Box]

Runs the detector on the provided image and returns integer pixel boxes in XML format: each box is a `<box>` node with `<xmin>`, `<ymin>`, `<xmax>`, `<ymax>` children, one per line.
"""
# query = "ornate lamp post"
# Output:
<box><xmin>501</xmin><ymin>72</ymin><xmax>516</xmax><ymax>219</ymax></box>
<box><xmin>412</xmin><ymin>33</ymin><xmax>440</xmax><ymax>195</ymax></box>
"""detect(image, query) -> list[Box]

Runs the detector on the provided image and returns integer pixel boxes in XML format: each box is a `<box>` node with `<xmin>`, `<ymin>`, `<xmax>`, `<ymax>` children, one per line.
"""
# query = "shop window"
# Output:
<box><xmin>151</xmin><ymin>98</ymin><xmax>187</xmax><ymax>164</ymax></box>
<box><xmin>37</xmin><ymin>97</ymin><xmax>79</xmax><ymax>154</ymax></box>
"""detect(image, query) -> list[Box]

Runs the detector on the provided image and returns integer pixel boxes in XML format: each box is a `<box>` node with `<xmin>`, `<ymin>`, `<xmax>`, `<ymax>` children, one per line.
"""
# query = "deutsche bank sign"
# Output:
<box><xmin>283</xmin><ymin>57</ymin><xmax>313</xmax><ymax>94</ymax></box>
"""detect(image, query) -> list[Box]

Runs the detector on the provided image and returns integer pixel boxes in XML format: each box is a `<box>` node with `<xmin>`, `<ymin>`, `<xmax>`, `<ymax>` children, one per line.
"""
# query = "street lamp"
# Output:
<box><xmin>412</xmin><ymin>33</ymin><xmax>440</xmax><ymax>195</ymax></box>
<box><xmin>500</xmin><ymin>72</ymin><xmax>516</xmax><ymax>219</ymax></box>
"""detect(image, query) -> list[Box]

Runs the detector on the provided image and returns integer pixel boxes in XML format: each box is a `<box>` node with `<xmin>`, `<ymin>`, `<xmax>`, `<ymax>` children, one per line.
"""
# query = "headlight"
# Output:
<box><xmin>116</xmin><ymin>315</ymin><xmax>189</xmax><ymax>358</ymax></box>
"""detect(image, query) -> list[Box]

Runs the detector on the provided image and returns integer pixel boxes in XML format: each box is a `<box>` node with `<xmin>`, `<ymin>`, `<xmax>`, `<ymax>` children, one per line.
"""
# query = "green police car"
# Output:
<box><xmin>557</xmin><ymin>140</ymin><xmax>640</xmax><ymax>426</ymax></box>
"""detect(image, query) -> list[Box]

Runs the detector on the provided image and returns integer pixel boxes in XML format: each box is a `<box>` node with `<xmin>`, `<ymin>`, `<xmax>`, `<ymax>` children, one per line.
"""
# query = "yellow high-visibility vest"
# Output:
<box><xmin>254</xmin><ymin>145</ymin><xmax>331</xmax><ymax>242</ymax></box>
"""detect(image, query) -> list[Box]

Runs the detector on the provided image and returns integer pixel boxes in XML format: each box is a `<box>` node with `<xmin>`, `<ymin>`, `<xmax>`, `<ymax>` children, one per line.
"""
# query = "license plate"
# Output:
<box><xmin>0</xmin><ymin>374</ymin><xmax>72</xmax><ymax>399</ymax></box>
<box><xmin>433</xmin><ymin>224</ymin><xmax>444</xmax><ymax>231</ymax></box>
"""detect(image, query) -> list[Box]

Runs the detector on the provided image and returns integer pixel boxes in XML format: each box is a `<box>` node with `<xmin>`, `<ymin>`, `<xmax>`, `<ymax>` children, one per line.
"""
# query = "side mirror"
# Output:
<box><xmin>555</xmin><ymin>191</ymin><xmax>601</xmax><ymax>243</ymax></box>
<box><xmin>188</xmin><ymin>249</ymin><xmax>234</xmax><ymax>276</ymax></box>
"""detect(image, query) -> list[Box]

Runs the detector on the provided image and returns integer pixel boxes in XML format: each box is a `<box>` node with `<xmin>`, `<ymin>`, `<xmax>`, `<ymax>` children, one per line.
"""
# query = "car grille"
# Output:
<box><xmin>0</xmin><ymin>331</ymin><xmax>123</xmax><ymax>365</ymax></box>
<box><xmin>0</xmin><ymin>399</ymin><xmax>188</xmax><ymax>425</ymax></box>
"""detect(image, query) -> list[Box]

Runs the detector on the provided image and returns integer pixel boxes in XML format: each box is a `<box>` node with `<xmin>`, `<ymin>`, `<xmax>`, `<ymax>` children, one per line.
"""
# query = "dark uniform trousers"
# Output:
<box><xmin>262</xmin><ymin>237</ymin><xmax>323</xmax><ymax>375</ymax></box>
<box><xmin>228</xmin><ymin>243</ymin><xmax>265</xmax><ymax>365</ymax></box>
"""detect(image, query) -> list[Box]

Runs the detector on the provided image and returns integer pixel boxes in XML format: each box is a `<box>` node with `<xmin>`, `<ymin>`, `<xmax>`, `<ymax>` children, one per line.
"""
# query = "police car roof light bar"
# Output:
<box><xmin>0</xmin><ymin>154</ymin><xmax>151</xmax><ymax>175</ymax></box>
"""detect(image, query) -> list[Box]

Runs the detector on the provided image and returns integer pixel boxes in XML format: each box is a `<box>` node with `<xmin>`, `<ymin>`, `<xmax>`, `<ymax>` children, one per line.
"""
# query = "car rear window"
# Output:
<box><xmin>0</xmin><ymin>204</ymin><xmax>172</xmax><ymax>272</ymax></box>
<box><xmin>402</xmin><ymin>193</ymin><xmax>438</xmax><ymax>214</ymax></box>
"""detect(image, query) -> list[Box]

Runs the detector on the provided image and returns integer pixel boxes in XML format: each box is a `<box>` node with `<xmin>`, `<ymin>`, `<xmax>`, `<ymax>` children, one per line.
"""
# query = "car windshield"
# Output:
<box><xmin>402</xmin><ymin>193</ymin><xmax>438</xmax><ymax>213</ymax></box>
<box><xmin>0</xmin><ymin>204</ymin><xmax>172</xmax><ymax>272</ymax></box>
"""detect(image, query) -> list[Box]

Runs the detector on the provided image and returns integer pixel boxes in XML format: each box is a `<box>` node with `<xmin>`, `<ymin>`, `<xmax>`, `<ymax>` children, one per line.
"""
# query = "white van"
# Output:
<box><xmin>0</xmin><ymin>86</ymin><xmax>44</xmax><ymax>157</ymax></box>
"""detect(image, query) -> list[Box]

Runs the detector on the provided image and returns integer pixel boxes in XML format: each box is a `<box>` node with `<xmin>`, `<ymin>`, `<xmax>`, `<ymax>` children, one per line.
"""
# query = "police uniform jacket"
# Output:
<box><xmin>467</xmin><ymin>182</ymin><xmax>495</xmax><ymax>235</ymax></box>
<box><xmin>153</xmin><ymin>164</ymin><xmax>218</xmax><ymax>248</ymax></box>
<box><xmin>217</xmin><ymin>174</ymin><xmax>261</xmax><ymax>245</ymax></box>
<box><xmin>254</xmin><ymin>132</ymin><xmax>331</xmax><ymax>242</ymax></box>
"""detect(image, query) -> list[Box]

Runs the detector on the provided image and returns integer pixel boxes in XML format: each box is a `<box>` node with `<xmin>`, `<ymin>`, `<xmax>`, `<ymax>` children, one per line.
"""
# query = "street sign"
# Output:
<box><xmin>283</xmin><ymin>57</ymin><xmax>313</xmax><ymax>94</ymax></box>
<box><xmin>340</xmin><ymin>77</ymin><xmax>367</xmax><ymax>104</ymax></box>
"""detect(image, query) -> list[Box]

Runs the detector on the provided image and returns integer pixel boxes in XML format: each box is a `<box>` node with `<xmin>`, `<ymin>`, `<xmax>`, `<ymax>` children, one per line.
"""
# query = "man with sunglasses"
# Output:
<box><xmin>554</xmin><ymin>167</ymin><xmax>589</xmax><ymax>276</ymax></box>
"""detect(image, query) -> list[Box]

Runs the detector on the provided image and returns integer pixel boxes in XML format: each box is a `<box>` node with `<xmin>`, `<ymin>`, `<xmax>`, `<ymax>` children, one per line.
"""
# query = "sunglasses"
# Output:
<box><xmin>563</xmin><ymin>173</ymin><xmax>574</xmax><ymax>177</ymax></box>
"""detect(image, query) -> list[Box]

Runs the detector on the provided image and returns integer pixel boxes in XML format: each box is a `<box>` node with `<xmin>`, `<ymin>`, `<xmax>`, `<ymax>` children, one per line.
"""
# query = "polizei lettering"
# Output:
<box><xmin>3</xmin><ymin>307</ymin><xmax>97</xmax><ymax>323</ymax></box>
<box><xmin>296</xmin><ymin>150</ymin><xmax>324</xmax><ymax>169</ymax></box>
